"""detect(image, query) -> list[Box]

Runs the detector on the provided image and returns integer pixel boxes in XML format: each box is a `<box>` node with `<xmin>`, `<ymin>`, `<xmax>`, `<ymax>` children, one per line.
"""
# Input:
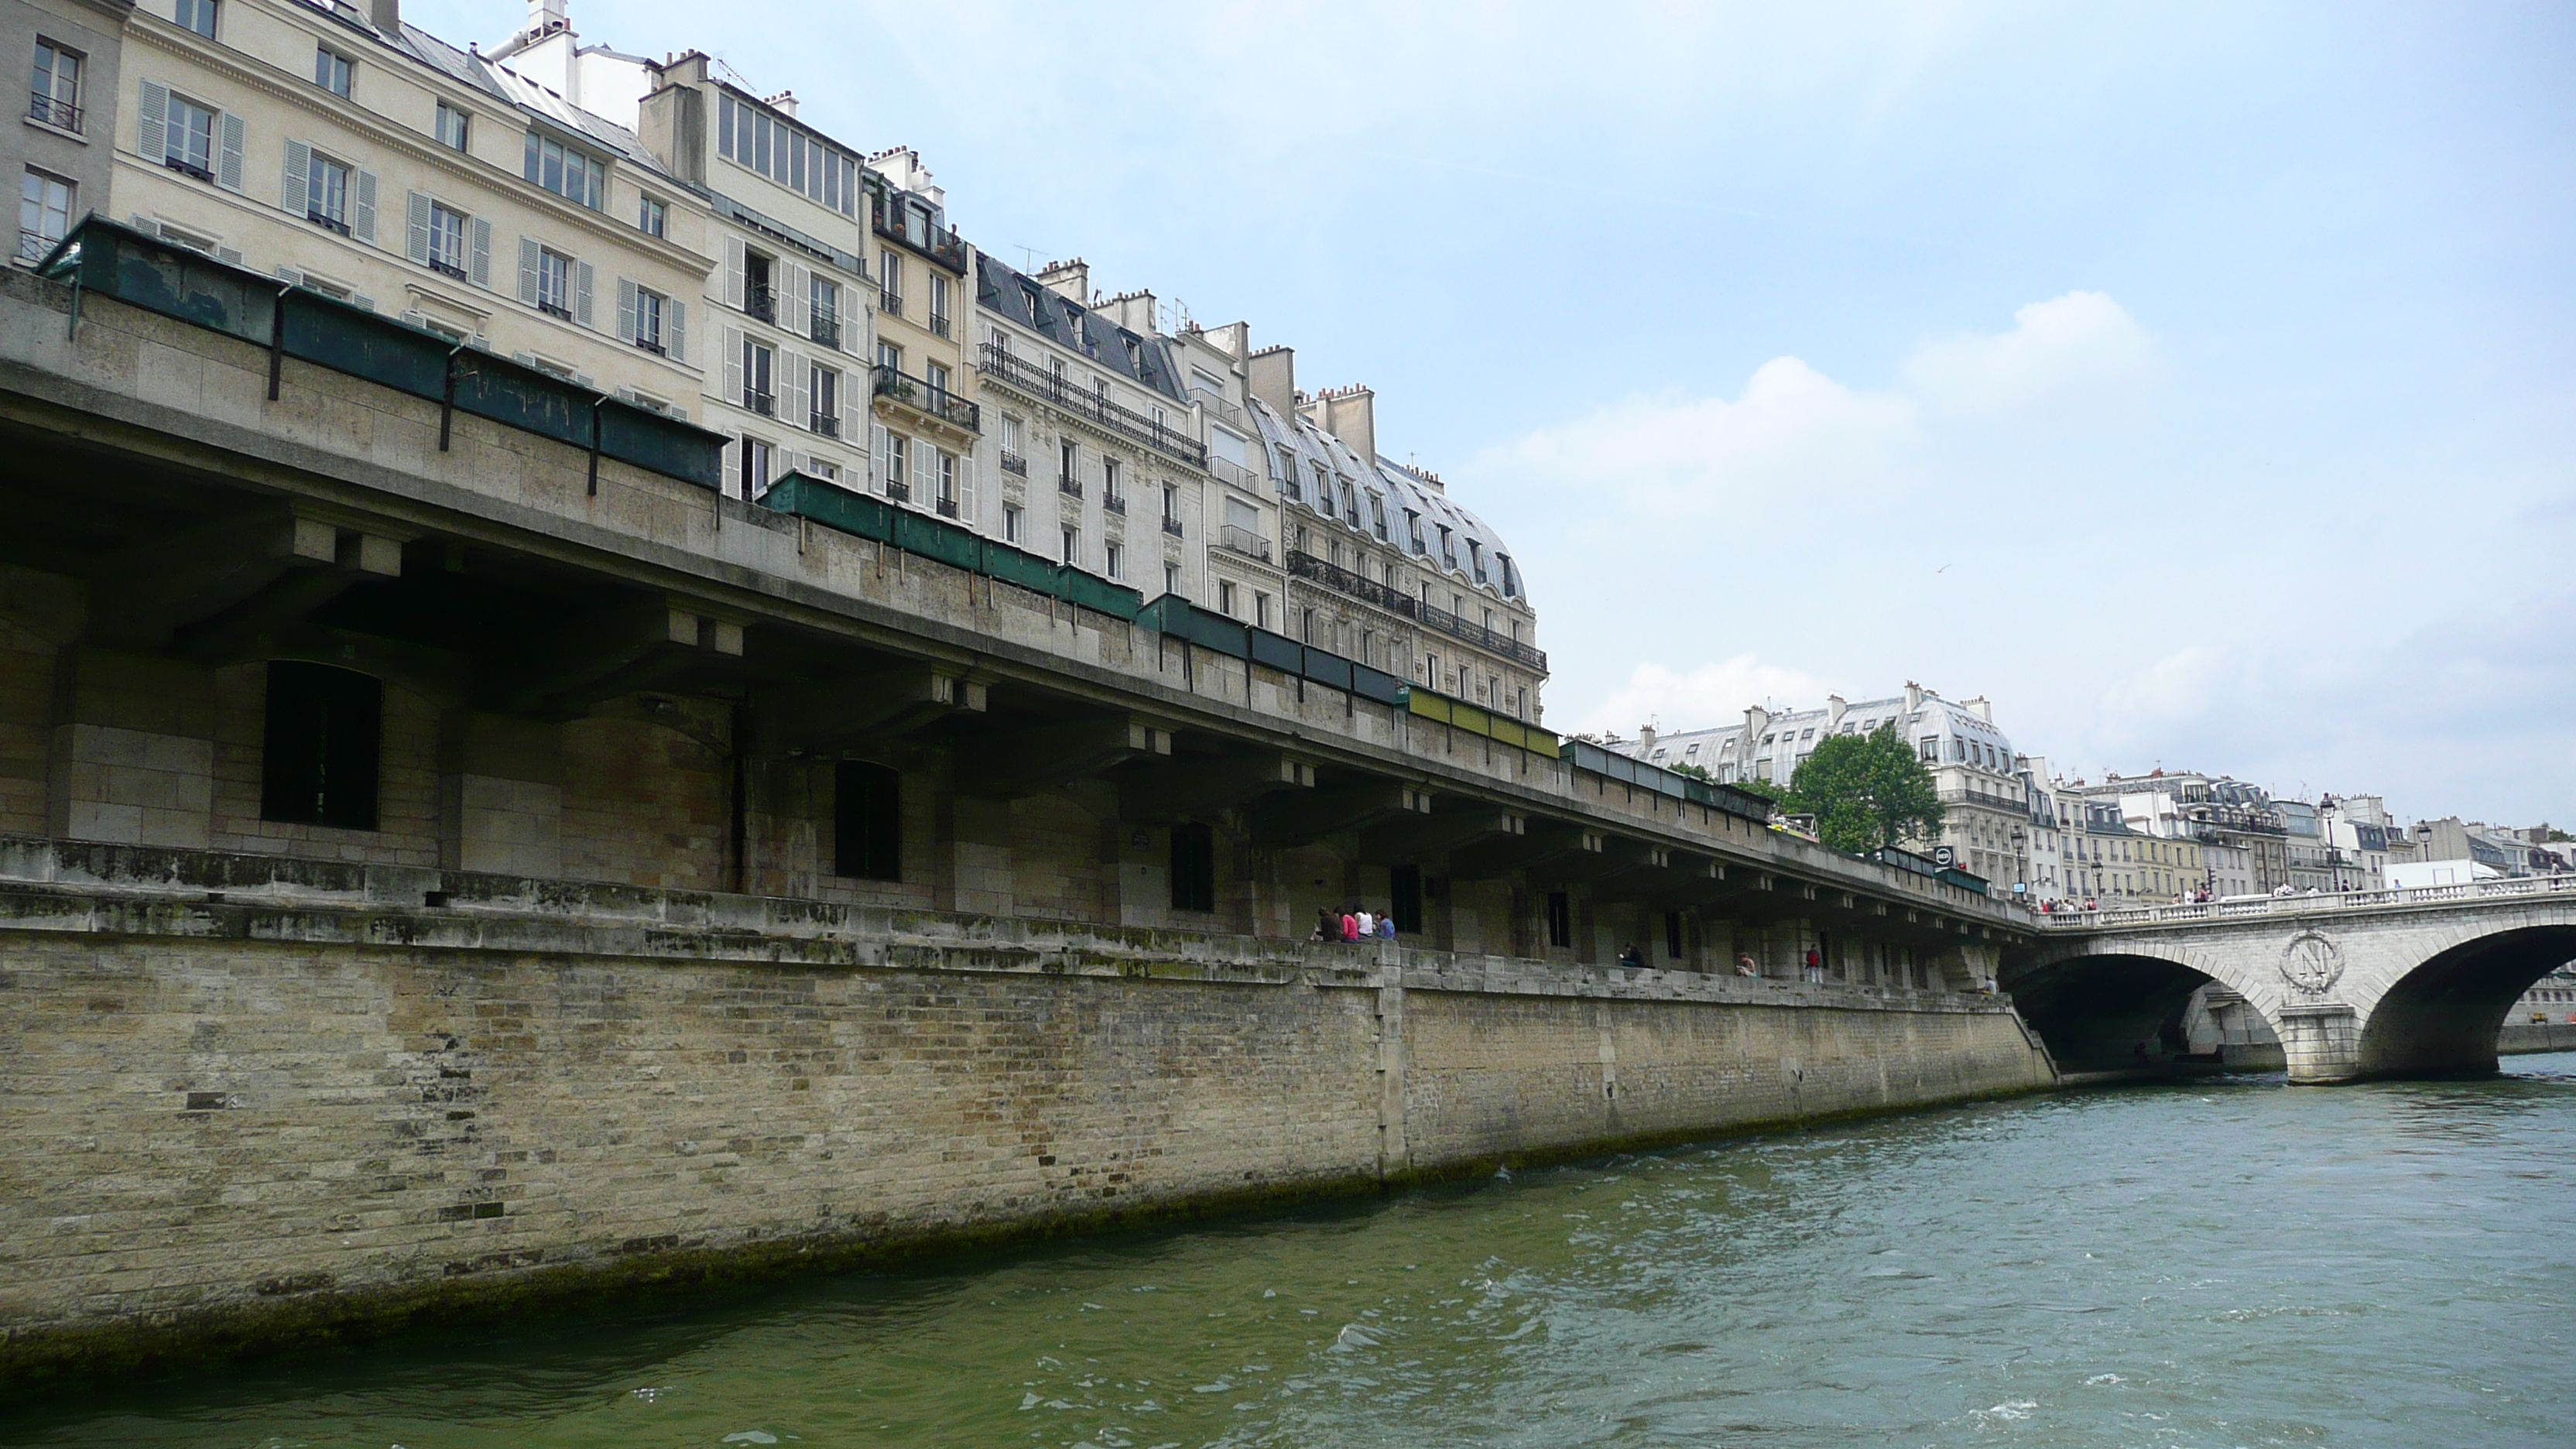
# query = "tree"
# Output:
<box><xmin>1783</xmin><ymin>724</ymin><xmax>1944</xmax><ymax>856</ymax></box>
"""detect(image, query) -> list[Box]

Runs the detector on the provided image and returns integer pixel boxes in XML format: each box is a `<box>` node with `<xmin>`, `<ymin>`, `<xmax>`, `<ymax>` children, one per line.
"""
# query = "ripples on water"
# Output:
<box><xmin>10</xmin><ymin>1054</ymin><xmax>2575</xmax><ymax>1448</ymax></box>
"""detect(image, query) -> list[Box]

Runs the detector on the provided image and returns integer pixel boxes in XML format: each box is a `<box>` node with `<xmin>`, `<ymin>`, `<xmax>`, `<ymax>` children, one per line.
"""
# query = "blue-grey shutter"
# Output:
<box><xmin>516</xmin><ymin>236</ymin><xmax>539</xmax><ymax>306</ymax></box>
<box><xmin>352</xmin><ymin>168</ymin><xmax>377</xmax><ymax>244</ymax></box>
<box><xmin>282</xmin><ymin>138</ymin><xmax>310</xmax><ymax>216</ymax></box>
<box><xmin>666</xmin><ymin>298</ymin><xmax>686</xmax><ymax>364</ymax></box>
<box><xmin>468</xmin><ymin>217</ymin><xmax>492</xmax><ymax>287</ymax></box>
<box><xmin>216</xmin><ymin>111</ymin><xmax>245</xmax><ymax>191</ymax></box>
<box><xmin>616</xmin><ymin>278</ymin><xmax>637</xmax><ymax>345</ymax></box>
<box><xmin>573</xmin><ymin>260</ymin><xmax>594</xmax><ymax>327</ymax></box>
<box><xmin>135</xmin><ymin>79</ymin><xmax>167</xmax><ymax>162</ymax></box>
<box><xmin>405</xmin><ymin>190</ymin><xmax>430</xmax><ymax>264</ymax></box>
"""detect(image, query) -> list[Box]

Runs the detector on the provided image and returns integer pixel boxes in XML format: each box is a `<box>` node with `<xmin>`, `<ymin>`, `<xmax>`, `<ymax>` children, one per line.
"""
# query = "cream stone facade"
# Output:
<box><xmin>111</xmin><ymin>0</ymin><xmax>711</xmax><ymax>401</ymax></box>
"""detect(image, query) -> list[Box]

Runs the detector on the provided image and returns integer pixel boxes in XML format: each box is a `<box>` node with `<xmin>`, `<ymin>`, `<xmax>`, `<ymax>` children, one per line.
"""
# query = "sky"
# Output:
<box><xmin>417</xmin><ymin>1</ymin><xmax>2576</xmax><ymax>827</ymax></box>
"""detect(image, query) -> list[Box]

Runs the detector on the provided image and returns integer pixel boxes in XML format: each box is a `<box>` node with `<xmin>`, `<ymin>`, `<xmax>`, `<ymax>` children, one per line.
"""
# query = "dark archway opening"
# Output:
<box><xmin>2002</xmin><ymin>952</ymin><xmax>2223</xmax><ymax>1074</ymax></box>
<box><xmin>2356</xmin><ymin>925</ymin><xmax>2576</xmax><ymax>1079</ymax></box>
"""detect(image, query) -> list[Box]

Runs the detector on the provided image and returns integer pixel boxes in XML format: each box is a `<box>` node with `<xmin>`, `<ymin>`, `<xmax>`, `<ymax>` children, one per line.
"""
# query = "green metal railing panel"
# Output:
<box><xmin>450</xmin><ymin>352</ymin><xmax>588</xmax><ymax>447</ymax></box>
<box><xmin>892</xmin><ymin>508</ymin><xmax>980</xmax><ymax>571</ymax></box>
<box><xmin>1300</xmin><ymin>649</ymin><xmax>1354</xmax><ymax>692</ymax></box>
<box><xmin>760</xmin><ymin>474</ymin><xmax>893</xmax><ymax>540</ymax></box>
<box><xmin>1247</xmin><ymin>628</ymin><xmax>1303</xmax><ymax>673</ymax></box>
<box><xmin>1053</xmin><ymin>566</ymin><xmax>1143</xmax><ymax>620</ymax></box>
<box><xmin>980</xmin><ymin>538</ymin><xmax>1061</xmax><ymax>594</ymax></box>
<box><xmin>279</xmin><ymin>292</ymin><xmax>449</xmax><ymax>400</ymax></box>
<box><xmin>55</xmin><ymin>219</ymin><xmax>272</xmax><ymax>343</ymax></box>
<box><xmin>598</xmin><ymin>402</ymin><xmax>723</xmax><ymax>490</ymax></box>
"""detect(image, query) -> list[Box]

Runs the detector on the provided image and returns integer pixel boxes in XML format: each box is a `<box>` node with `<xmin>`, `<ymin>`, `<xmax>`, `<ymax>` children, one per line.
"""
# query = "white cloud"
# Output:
<box><xmin>1570</xmin><ymin>656</ymin><xmax>1838</xmax><ymax>740</ymax></box>
<box><xmin>1903</xmin><ymin>290</ymin><xmax>2160</xmax><ymax>422</ymax></box>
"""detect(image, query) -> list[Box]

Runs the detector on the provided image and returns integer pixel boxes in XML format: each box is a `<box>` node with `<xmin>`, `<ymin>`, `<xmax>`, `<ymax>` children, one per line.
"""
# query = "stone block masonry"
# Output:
<box><xmin>0</xmin><ymin>840</ymin><xmax>2054</xmax><ymax>1388</ymax></box>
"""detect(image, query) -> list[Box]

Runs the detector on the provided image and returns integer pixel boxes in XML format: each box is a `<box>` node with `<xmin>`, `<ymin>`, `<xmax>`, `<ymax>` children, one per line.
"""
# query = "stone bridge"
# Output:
<box><xmin>2004</xmin><ymin>875</ymin><xmax>2576</xmax><ymax>1082</ymax></box>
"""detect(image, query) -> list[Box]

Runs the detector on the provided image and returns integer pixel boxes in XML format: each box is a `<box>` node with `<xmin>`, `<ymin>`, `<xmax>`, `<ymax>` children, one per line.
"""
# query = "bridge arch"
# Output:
<box><xmin>2355</xmin><ymin>917</ymin><xmax>2576</xmax><ymax>1078</ymax></box>
<box><xmin>2002</xmin><ymin>937</ymin><xmax>2278</xmax><ymax>1074</ymax></box>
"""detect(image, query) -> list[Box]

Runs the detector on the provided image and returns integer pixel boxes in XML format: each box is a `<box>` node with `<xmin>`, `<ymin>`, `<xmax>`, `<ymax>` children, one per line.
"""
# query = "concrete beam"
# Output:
<box><xmin>1119</xmin><ymin>750</ymin><xmax>1317</xmax><ymax>823</ymax></box>
<box><xmin>752</xmin><ymin>665</ymin><xmax>987</xmax><ymax>756</ymax></box>
<box><xmin>961</xmin><ymin>714</ymin><xmax>1174</xmax><ymax>799</ymax></box>
<box><xmin>1250</xmin><ymin>779</ymin><xmax>1433</xmax><ymax>848</ymax></box>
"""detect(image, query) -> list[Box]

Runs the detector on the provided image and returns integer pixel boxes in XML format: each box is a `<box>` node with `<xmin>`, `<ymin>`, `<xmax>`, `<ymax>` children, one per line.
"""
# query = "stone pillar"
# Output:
<box><xmin>2276</xmin><ymin>1002</ymin><xmax>2360</xmax><ymax>1084</ymax></box>
<box><xmin>46</xmin><ymin>648</ymin><xmax>215</xmax><ymax>848</ymax></box>
<box><xmin>437</xmin><ymin>712</ymin><xmax>562</xmax><ymax>878</ymax></box>
<box><xmin>936</xmin><ymin>792</ymin><xmax>1016</xmax><ymax>918</ymax></box>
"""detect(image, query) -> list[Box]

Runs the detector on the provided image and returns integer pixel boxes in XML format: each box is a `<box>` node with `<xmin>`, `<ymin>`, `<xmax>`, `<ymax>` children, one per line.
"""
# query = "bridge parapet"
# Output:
<box><xmin>2032</xmin><ymin>873</ymin><xmax>2576</xmax><ymax>933</ymax></box>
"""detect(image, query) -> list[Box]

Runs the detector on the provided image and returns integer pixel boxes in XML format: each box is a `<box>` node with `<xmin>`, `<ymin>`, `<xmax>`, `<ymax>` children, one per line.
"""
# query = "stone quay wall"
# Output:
<box><xmin>0</xmin><ymin>841</ymin><xmax>2054</xmax><ymax>1386</ymax></box>
<box><xmin>2499</xmin><ymin>1022</ymin><xmax>2576</xmax><ymax>1056</ymax></box>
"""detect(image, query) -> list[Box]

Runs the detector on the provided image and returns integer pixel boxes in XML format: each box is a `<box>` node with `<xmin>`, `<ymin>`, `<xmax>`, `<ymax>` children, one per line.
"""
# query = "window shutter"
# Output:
<box><xmin>912</xmin><ymin>433</ymin><xmax>933</xmax><ymax>499</ymax></box>
<box><xmin>616</xmin><ymin>278</ymin><xmax>637</xmax><ymax>344</ymax></box>
<box><xmin>667</xmin><ymin>299</ymin><xmax>686</xmax><ymax>364</ymax></box>
<box><xmin>573</xmin><ymin>260</ymin><xmax>594</xmax><ymax>327</ymax></box>
<box><xmin>216</xmin><ymin>111</ymin><xmax>245</xmax><ymax>192</ymax></box>
<box><xmin>352</xmin><ymin>168</ymin><xmax>377</xmax><ymax>244</ymax></box>
<box><xmin>723</xmin><ymin>236</ymin><xmax>745</xmax><ymax>310</ymax></box>
<box><xmin>468</xmin><ymin>217</ymin><xmax>492</xmax><ymax>288</ymax></box>
<box><xmin>281</xmin><ymin>139</ymin><xmax>310</xmax><ymax>216</ymax></box>
<box><xmin>721</xmin><ymin>324</ymin><xmax>743</xmax><ymax>405</ymax></box>
<box><xmin>782</xmin><ymin>261</ymin><xmax>810</xmax><ymax>335</ymax></box>
<box><xmin>959</xmin><ymin>453</ymin><xmax>978</xmax><ymax>524</ymax></box>
<box><xmin>872</xmin><ymin>423</ymin><xmax>890</xmax><ymax>493</ymax></box>
<box><xmin>516</xmin><ymin>237</ymin><xmax>539</xmax><ymax>305</ymax></box>
<box><xmin>136</xmin><ymin>79</ymin><xmax>167</xmax><ymax>162</ymax></box>
<box><xmin>405</xmin><ymin>190</ymin><xmax>430</xmax><ymax>264</ymax></box>
<box><xmin>273</xmin><ymin>265</ymin><xmax>306</xmax><ymax>287</ymax></box>
<box><xmin>722</xmin><ymin>435</ymin><xmax>741</xmax><ymax>495</ymax></box>
<box><xmin>779</xmin><ymin>349</ymin><xmax>807</xmax><ymax>430</ymax></box>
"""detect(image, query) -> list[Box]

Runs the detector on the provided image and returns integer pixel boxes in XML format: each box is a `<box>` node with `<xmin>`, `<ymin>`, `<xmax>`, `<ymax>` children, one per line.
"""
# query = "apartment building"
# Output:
<box><xmin>863</xmin><ymin>148</ymin><xmax>975</xmax><ymax>518</ymax></box>
<box><xmin>1235</xmin><ymin>348</ymin><xmax>1543</xmax><ymax>719</ymax></box>
<box><xmin>110</xmin><ymin>0</ymin><xmax>710</xmax><ymax>406</ymax></box>
<box><xmin>10</xmin><ymin>0</ymin><xmax>129</xmax><ymax>266</ymax></box>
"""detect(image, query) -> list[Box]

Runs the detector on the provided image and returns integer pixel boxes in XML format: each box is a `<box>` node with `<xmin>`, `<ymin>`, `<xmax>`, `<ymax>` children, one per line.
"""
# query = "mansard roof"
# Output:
<box><xmin>974</xmin><ymin>255</ymin><xmax>1187</xmax><ymax>401</ymax></box>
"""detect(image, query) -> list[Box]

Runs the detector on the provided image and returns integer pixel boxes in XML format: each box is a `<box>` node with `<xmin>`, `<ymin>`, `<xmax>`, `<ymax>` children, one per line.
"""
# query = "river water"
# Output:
<box><xmin>9</xmin><ymin>1053</ymin><xmax>2574</xmax><ymax>1449</ymax></box>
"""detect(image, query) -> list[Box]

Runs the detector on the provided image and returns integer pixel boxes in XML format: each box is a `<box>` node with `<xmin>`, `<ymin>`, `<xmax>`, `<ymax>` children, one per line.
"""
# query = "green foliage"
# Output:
<box><xmin>1784</xmin><ymin>724</ymin><xmax>1946</xmax><ymax>855</ymax></box>
<box><xmin>1728</xmin><ymin>773</ymin><xmax>1790</xmax><ymax>806</ymax></box>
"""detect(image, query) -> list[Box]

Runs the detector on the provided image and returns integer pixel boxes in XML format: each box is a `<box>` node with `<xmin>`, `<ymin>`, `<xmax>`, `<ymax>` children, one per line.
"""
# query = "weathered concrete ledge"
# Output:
<box><xmin>2499</xmin><ymin>1022</ymin><xmax>2576</xmax><ymax>1056</ymax></box>
<box><xmin>0</xmin><ymin>840</ymin><xmax>2054</xmax><ymax>1392</ymax></box>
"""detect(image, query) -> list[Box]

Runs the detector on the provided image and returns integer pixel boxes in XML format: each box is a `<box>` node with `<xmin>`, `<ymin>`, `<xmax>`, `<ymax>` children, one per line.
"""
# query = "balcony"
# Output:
<box><xmin>18</xmin><ymin>228</ymin><xmax>59</xmax><ymax>264</ymax></box>
<box><xmin>1218</xmin><ymin>524</ymin><xmax>1272</xmax><ymax>563</ymax></box>
<box><xmin>538</xmin><ymin>299</ymin><xmax>572</xmax><ymax>322</ymax></box>
<box><xmin>871</xmin><ymin>195</ymin><xmax>968</xmax><ymax>272</ymax></box>
<box><xmin>632</xmin><ymin>335</ymin><xmax>666</xmax><ymax>356</ymax></box>
<box><xmin>1000</xmin><ymin>450</ymin><xmax>1028</xmax><ymax>476</ymax></box>
<box><xmin>1207</xmin><ymin>455</ymin><xmax>1259</xmax><ymax>491</ymax></box>
<box><xmin>28</xmin><ymin>91</ymin><xmax>82</xmax><ymax>134</ymax></box>
<box><xmin>872</xmin><ymin>365</ymin><xmax>979</xmax><ymax>433</ymax></box>
<box><xmin>929</xmin><ymin>313</ymin><xmax>951</xmax><ymax>339</ymax></box>
<box><xmin>1104</xmin><ymin>492</ymin><xmax>1125</xmax><ymax>516</ymax></box>
<box><xmin>810</xmin><ymin>315</ymin><xmax>841</xmax><ymax>349</ymax></box>
<box><xmin>885</xmin><ymin>477</ymin><xmax>909</xmax><ymax>502</ymax></box>
<box><xmin>1160</xmin><ymin>516</ymin><xmax>1184</xmax><ymax>538</ymax></box>
<box><xmin>744</xmin><ymin>389</ymin><xmax>775</xmax><ymax>417</ymax></box>
<box><xmin>936</xmin><ymin>496</ymin><xmax>958</xmax><ymax>519</ymax></box>
<box><xmin>429</xmin><ymin>257</ymin><xmax>468</xmax><ymax>281</ymax></box>
<box><xmin>810</xmin><ymin>412</ymin><xmax>840</xmax><ymax>438</ymax></box>
<box><xmin>1285</xmin><ymin>550</ymin><xmax>1549</xmax><ymax>673</ymax></box>
<box><xmin>163</xmin><ymin>156</ymin><xmax>214</xmax><ymax>183</ymax></box>
<box><xmin>976</xmin><ymin>344</ymin><xmax>1206</xmax><ymax>469</ymax></box>
<box><xmin>878</xmin><ymin>287</ymin><xmax>901</xmax><ymax>319</ymax></box>
<box><xmin>307</xmin><ymin>207</ymin><xmax>351</xmax><ymax>238</ymax></box>
<box><xmin>1057</xmin><ymin>473</ymin><xmax>1082</xmax><ymax>498</ymax></box>
<box><xmin>744</xmin><ymin>283</ymin><xmax>775</xmax><ymax>323</ymax></box>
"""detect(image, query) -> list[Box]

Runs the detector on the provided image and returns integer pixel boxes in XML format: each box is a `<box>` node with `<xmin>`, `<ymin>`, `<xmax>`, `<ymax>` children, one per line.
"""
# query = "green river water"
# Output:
<box><xmin>8</xmin><ymin>1052</ymin><xmax>2574</xmax><ymax>1448</ymax></box>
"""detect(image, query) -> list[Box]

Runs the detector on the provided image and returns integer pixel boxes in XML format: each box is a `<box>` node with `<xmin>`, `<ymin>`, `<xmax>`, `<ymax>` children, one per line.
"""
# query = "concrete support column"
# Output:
<box><xmin>2276</xmin><ymin>1002</ymin><xmax>2360</xmax><ymax>1084</ymax></box>
<box><xmin>437</xmin><ymin>712</ymin><xmax>562</xmax><ymax>877</ymax></box>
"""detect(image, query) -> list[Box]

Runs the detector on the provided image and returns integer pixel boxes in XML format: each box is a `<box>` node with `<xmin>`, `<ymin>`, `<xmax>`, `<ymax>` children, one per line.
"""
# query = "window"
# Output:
<box><xmin>434</xmin><ymin>101</ymin><xmax>469</xmax><ymax>152</ymax></box>
<box><xmin>1390</xmin><ymin>865</ymin><xmax>1423</xmax><ymax>934</ymax></box>
<box><xmin>633</xmin><ymin>286</ymin><xmax>666</xmax><ymax>353</ymax></box>
<box><xmin>810</xmin><ymin>276</ymin><xmax>839</xmax><ymax>344</ymax></box>
<box><xmin>638</xmin><ymin>194</ymin><xmax>666</xmax><ymax>238</ymax></box>
<box><xmin>741</xmin><ymin>436</ymin><xmax>773</xmax><ymax>495</ymax></box>
<box><xmin>1546</xmin><ymin>891</ymin><xmax>1573</xmax><ymax>950</ymax></box>
<box><xmin>743</xmin><ymin>249</ymin><xmax>774</xmax><ymax>321</ymax></box>
<box><xmin>174</xmin><ymin>0</ymin><xmax>218</xmax><ymax>39</ymax></box>
<box><xmin>881</xmin><ymin>431</ymin><xmax>908</xmax><ymax>498</ymax></box>
<box><xmin>833</xmin><ymin>761</ymin><xmax>901</xmax><ymax>881</ymax></box>
<box><xmin>810</xmin><ymin>362</ymin><xmax>838</xmax><ymax>434</ymax></box>
<box><xmin>1301</xmin><ymin>607</ymin><xmax>1317</xmax><ymax>643</ymax></box>
<box><xmin>1101</xmin><ymin>457</ymin><xmax>1123</xmax><ymax>507</ymax></box>
<box><xmin>1060</xmin><ymin>526</ymin><xmax>1079</xmax><ymax>564</ymax></box>
<box><xmin>166</xmin><ymin>94</ymin><xmax>217</xmax><ymax>178</ymax></box>
<box><xmin>714</xmin><ymin>89</ymin><xmax>858</xmax><ymax>216</ymax></box>
<box><xmin>1255</xmin><ymin>591</ymin><xmax>1270</xmax><ymax>629</ymax></box>
<box><xmin>925</xmin><ymin>361</ymin><xmax>950</xmax><ymax>406</ymax></box>
<box><xmin>1002</xmin><ymin>504</ymin><xmax>1021</xmax><ymax>543</ymax></box>
<box><xmin>1164</xmin><ymin>562</ymin><xmax>1181</xmax><ymax>596</ymax></box>
<box><xmin>1170</xmin><ymin>821</ymin><xmax>1216</xmax><ymax>913</ymax></box>
<box><xmin>523</xmin><ymin>131</ymin><xmax>605</xmax><ymax>209</ymax></box>
<box><xmin>307</xmin><ymin>153</ymin><xmax>351</xmax><ymax>233</ymax></box>
<box><xmin>1104</xmin><ymin>540</ymin><xmax>1122</xmax><ymax>577</ymax></box>
<box><xmin>260</xmin><ymin>662</ymin><xmax>380</xmax><ymax>831</ymax></box>
<box><xmin>29</xmin><ymin>40</ymin><xmax>80</xmax><ymax>132</ymax></box>
<box><xmin>313</xmin><ymin>46</ymin><xmax>352</xmax><ymax>98</ymax></box>
<box><xmin>876</xmin><ymin>339</ymin><xmax>901</xmax><ymax>373</ymax></box>
<box><xmin>423</xmin><ymin>201</ymin><xmax>468</xmax><ymax>276</ymax></box>
<box><xmin>927</xmin><ymin>272</ymin><xmax>949</xmax><ymax>335</ymax></box>
<box><xmin>18</xmin><ymin>169</ymin><xmax>72</xmax><ymax>263</ymax></box>
<box><xmin>878</xmin><ymin>248</ymin><xmax>900</xmax><ymax>313</ymax></box>
<box><xmin>1218</xmin><ymin>581</ymin><xmax>1236</xmax><ymax>616</ymax></box>
<box><xmin>536</xmin><ymin>247</ymin><xmax>573</xmax><ymax>318</ymax></box>
<box><xmin>936</xmin><ymin>447</ymin><xmax>957</xmax><ymax>515</ymax></box>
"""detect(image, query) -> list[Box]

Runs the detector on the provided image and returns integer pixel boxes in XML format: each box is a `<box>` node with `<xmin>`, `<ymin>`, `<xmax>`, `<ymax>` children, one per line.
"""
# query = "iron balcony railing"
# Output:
<box><xmin>999</xmin><ymin>450</ymin><xmax>1028</xmax><ymax>476</ymax></box>
<box><xmin>744</xmin><ymin>389</ymin><xmax>775</xmax><ymax>417</ymax></box>
<box><xmin>977</xmin><ymin>343</ymin><xmax>1206</xmax><ymax>468</ymax></box>
<box><xmin>1057</xmin><ymin>473</ymin><xmax>1082</xmax><ymax>498</ymax></box>
<box><xmin>811</xmin><ymin>412</ymin><xmax>841</xmax><ymax>438</ymax></box>
<box><xmin>1284</xmin><ymin>550</ymin><xmax>1549</xmax><ymax>672</ymax></box>
<box><xmin>885</xmin><ymin>477</ymin><xmax>909</xmax><ymax>501</ymax></box>
<box><xmin>878</xmin><ymin>287</ymin><xmax>901</xmax><ymax>319</ymax></box>
<box><xmin>744</xmin><ymin>283</ymin><xmax>775</xmax><ymax>323</ymax></box>
<box><xmin>1160</xmin><ymin>516</ymin><xmax>1184</xmax><ymax>537</ymax></box>
<box><xmin>929</xmin><ymin>313</ymin><xmax>951</xmax><ymax>338</ymax></box>
<box><xmin>1104</xmin><ymin>492</ymin><xmax>1126</xmax><ymax>516</ymax></box>
<box><xmin>18</xmin><ymin>228</ymin><xmax>58</xmax><ymax>263</ymax></box>
<box><xmin>871</xmin><ymin>365</ymin><xmax>980</xmax><ymax>431</ymax></box>
<box><xmin>810</xmin><ymin>314</ymin><xmax>841</xmax><ymax>348</ymax></box>
<box><xmin>1218</xmin><ymin>524</ymin><xmax>1272</xmax><ymax>562</ymax></box>
<box><xmin>29</xmin><ymin>91</ymin><xmax>81</xmax><ymax>132</ymax></box>
<box><xmin>1207</xmin><ymin>454</ymin><xmax>1259</xmax><ymax>491</ymax></box>
<box><xmin>936</xmin><ymin>495</ymin><xmax>958</xmax><ymax>518</ymax></box>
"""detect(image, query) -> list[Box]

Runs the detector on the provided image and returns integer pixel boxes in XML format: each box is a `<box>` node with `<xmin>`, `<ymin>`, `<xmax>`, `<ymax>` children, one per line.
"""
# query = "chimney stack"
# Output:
<box><xmin>1247</xmin><ymin>344</ymin><xmax>1295</xmax><ymax>417</ymax></box>
<box><xmin>1903</xmin><ymin>680</ymin><xmax>1923</xmax><ymax>714</ymax></box>
<box><xmin>370</xmin><ymin>0</ymin><xmax>402</xmax><ymax>33</ymax></box>
<box><xmin>1308</xmin><ymin>384</ymin><xmax>1377</xmax><ymax>464</ymax></box>
<box><xmin>1637</xmin><ymin>724</ymin><xmax>1657</xmax><ymax>754</ymax></box>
